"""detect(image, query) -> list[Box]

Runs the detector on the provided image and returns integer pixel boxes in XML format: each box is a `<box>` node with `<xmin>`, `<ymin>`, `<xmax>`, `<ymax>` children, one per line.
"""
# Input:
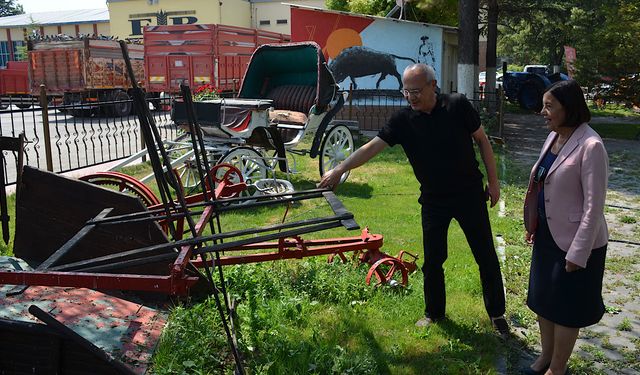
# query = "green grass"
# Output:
<box><xmin>1</xmin><ymin>138</ymin><xmax>541</xmax><ymax>374</ymax></box>
<box><xmin>617</xmin><ymin>318</ymin><xmax>633</xmax><ymax>332</ymax></box>
<box><xmin>148</xmin><ymin>141</ymin><xmax>536</xmax><ymax>374</ymax></box>
<box><xmin>589</xmin><ymin>103</ymin><xmax>640</xmax><ymax>118</ymax></box>
<box><xmin>590</xmin><ymin>123</ymin><xmax>640</xmax><ymax>140</ymax></box>
<box><xmin>503</xmin><ymin>102</ymin><xmax>535</xmax><ymax>114</ymax></box>
<box><xmin>505</xmin><ymin>99</ymin><xmax>640</xmax><ymax>120</ymax></box>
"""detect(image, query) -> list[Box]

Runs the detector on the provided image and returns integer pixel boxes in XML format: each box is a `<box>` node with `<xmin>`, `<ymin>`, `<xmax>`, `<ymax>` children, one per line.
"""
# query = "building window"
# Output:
<box><xmin>0</xmin><ymin>41</ymin><xmax>26</xmax><ymax>67</ymax></box>
<box><xmin>13</xmin><ymin>41</ymin><xmax>25</xmax><ymax>61</ymax></box>
<box><xmin>259</xmin><ymin>20</ymin><xmax>270</xmax><ymax>26</ymax></box>
<box><xmin>0</xmin><ymin>42</ymin><xmax>10</xmax><ymax>67</ymax></box>
<box><xmin>276</xmin><ymin>19</ymin><xmax>287</xmax><ymax>25</ymax></box>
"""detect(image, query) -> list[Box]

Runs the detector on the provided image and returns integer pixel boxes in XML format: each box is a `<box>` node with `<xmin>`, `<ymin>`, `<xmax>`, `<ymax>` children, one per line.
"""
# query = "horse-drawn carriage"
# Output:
<box><xmin>169</xmin><ymin>42</ymin><xmax>357</xmax><ymax>194</ymax></box>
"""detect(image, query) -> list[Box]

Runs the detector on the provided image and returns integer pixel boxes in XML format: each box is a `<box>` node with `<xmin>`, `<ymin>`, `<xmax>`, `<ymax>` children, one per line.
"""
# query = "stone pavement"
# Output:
<box><xmin>502</xmin><ymin>112</ymin><xmax>640</xmax><ymax>375</ymax></box>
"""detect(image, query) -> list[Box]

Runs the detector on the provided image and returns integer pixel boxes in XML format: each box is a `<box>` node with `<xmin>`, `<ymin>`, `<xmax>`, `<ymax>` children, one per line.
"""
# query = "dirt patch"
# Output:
<box><xmin>502</xmin><ymin>113</ymin><xmax>640</xmax><ymax>374</ymax></box>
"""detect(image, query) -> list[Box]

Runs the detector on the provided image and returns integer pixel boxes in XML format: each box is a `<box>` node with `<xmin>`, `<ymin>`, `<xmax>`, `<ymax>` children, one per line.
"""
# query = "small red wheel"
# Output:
<box><xmin>365</xmin><ymin>257</ymin><xmax>408</xmax><ymax>287</ymax></box>
<box><xmin>206</xmin><ymin>163</ymin><xmax>246</xmax><ymax>199</ymax></box>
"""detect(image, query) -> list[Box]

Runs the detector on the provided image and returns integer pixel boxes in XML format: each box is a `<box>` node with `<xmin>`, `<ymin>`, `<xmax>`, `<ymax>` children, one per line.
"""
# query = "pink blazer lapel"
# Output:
<box><xmin>548</xmin><ymin>124</ymin><xmax>588</xmax><ymax>176</ymax></box>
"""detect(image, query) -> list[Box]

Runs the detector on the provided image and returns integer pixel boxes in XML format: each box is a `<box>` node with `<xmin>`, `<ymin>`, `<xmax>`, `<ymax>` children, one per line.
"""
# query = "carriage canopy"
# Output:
<box><xmin>238</xmin><ymin>42</ymin><xmax>337</xmax><ymax>113</ymax></box>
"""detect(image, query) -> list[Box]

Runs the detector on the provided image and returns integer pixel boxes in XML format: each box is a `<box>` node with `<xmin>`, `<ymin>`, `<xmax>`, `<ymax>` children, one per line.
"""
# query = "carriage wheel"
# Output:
<box><xmin>80</xmin><ymin>171</ymin><xmax>180</xmax><ymax>236</ymax></box>
<box><xmin>319</xmin><ymin>124</ymin><xmax>353</xmax><ymax>184</ymax></box>
<box><xmin>218</xmin><ymin>146</ymin><xmax>268</xmax><ymax>198</ymax></box>
<box><xmin>172</xmin><ymin>150</ymin><xmax>220</xmax><ymax>194</ymax></box>
<box><xmin>365</xmin><ymin>257</ymin><xmax>409</xmax><ymax>287</ymax></box>
<box><xmin>79</xmin><ymin>171</ymin><xmax>161</xmax><ymax>207</ymax></box>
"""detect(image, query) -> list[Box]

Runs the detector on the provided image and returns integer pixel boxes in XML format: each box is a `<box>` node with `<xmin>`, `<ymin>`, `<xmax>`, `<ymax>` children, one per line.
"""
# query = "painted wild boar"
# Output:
<box><xmin>328</xmin><ymin>46</ymin><xmax>415</xmax><ymax>89</ymax></box>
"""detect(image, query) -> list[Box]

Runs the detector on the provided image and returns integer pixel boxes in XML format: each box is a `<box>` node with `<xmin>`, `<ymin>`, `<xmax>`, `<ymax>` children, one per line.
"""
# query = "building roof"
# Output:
<box><xmin>0</xmin><ymin>9</ymin><xmax>109</xmax><ymax>27</ymax></box>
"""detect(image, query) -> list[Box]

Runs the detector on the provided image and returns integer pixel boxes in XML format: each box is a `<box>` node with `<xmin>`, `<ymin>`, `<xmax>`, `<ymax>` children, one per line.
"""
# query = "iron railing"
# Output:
<box><xmin>335</xmin><ymin>88</ymin><xmax>505</xmax><ymax>138</ymax></box>
<box><xmin>0</xmin><ymin>95</ymin><xmax>181</xmax><ymax>185</ymax></box>
<box><xmin>1</xmin><ymin>87</ymin><xmax>504</xmax><ymax>186</ymax></box>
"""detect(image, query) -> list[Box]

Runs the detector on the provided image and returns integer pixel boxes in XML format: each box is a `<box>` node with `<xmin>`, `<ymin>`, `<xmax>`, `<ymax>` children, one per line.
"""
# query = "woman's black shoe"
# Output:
<box><xmin>520</xmin><ymin>362</ymin><xmax>550</xmax><ymax>375</ymax></box>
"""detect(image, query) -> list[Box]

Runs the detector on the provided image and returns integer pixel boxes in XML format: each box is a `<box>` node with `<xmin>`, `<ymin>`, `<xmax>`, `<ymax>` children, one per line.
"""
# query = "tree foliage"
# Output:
<box><xmin>496</xmin><ymin>0</ymin><xmax>640</xmax><ymax>93</ymax></box>
<box><xmin>325</xmin><ymin>0</ymin><xmax>458</xmax><ymax>26</ymax></box>
<box><xmin>0</xmin><ymin>0</ymin><xmax>23</xmax><ymax>17</ymax></box>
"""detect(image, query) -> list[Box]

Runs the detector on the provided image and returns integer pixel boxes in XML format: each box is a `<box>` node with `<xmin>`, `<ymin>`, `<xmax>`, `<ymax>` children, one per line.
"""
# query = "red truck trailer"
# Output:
<box><xmin>0</xmin><ymin>61</ymin><xmax>33</xmax><ymax>109</ymax></box>
<box><xmin>28</xmin><ymin>38</ymin><xmax>144</xmax><ymax>116</ymax></box>
<box><xmin>143</xmin><ymin>24</ymin><xmax>290</xmax><ymax>95</ymax></box>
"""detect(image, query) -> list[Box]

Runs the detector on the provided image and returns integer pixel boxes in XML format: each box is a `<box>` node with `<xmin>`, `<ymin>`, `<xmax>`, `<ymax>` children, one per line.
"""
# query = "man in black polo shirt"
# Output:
<box><xmin>319</xmin><ymin>63</ymin><xmax>509</xmax><ymax>335</ymax></box>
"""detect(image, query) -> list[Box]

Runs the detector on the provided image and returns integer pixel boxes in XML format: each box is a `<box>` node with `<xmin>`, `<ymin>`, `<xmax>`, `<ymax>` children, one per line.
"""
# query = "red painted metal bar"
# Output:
<box><xmin>191</xmin><ymin>230</ymin><xmax>384</xmax><ymax>267</ymax></box>
<box><xmin>0</xmin><ymin>270</ymin><xmax>199</xmax><ymax>295</ymax></box>
<box><xmin>172</xmin><ymin>204</ymin><xmax>216</xmax><ymax>277</ymax></box>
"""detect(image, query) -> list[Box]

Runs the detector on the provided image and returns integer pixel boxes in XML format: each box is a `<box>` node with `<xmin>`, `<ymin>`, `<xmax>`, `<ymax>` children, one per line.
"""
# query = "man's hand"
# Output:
<box><xmin>525</xmin><ymin>231</ymin><xmax>535</xmax><ymax>244</ymax></box>
<box><xmin>485</xmin><ymin>182</ymin><xmax>500</xmax><ymax>208</ymax></box>
<box><xmin>565</xmin><ymin>260</ymin><xmax>582</xmax><ymax>272</ymax></box>
<box><xmin>318</xmin><ymin>167</ymin><xmax>344</xmax><ymax>190</ymax></box>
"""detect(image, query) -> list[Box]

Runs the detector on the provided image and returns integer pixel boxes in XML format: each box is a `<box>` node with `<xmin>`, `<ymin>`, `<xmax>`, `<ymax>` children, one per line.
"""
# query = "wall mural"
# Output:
<box><xmin>291</xmin><ymin>7</ymin><xmax>443</xmax><ymax>91</ymax></box>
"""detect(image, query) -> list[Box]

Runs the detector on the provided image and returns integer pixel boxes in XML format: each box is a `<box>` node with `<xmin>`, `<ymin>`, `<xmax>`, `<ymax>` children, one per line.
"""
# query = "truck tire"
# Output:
<box><xmin>518</xmin><ymin>81</ymin><xmax>544</xmax><ymax>112</ymax></box>
<box><xmin>111</xmin><ymin>90</ymin><xmax>132</xmax><ymax>117</ymax></box>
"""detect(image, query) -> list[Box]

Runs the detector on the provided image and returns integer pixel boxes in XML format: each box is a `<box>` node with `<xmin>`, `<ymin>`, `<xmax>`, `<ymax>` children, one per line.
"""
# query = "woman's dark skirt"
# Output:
<box><xmin>527</xmin><ymin>215</ymin><xmax>607</xmax><ymax>328</ymax></box>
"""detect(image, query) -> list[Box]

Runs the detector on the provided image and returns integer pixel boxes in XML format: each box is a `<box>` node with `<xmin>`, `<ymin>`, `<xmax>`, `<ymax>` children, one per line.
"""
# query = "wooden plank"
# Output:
<box><xmin>13</xmin><ymin>167</ymin><xmax>171</xmax><ymax>276</ymax></box>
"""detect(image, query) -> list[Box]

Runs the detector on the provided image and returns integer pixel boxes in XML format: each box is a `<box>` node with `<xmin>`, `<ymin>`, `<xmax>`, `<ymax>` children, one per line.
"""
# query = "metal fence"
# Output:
<box><xmin>335</xmin><ymin>88</ymin><xmax>505</xmax><ymax>138</ymax></box>
<box><xmin>0</xmin><ymin>96</ymin><xmax>180</xmax><ymax>185</ymax></box>
<box><xmin>1</xmin><ymin>88</ymin><xmax>504</xmax><ymax>186</ymax></box>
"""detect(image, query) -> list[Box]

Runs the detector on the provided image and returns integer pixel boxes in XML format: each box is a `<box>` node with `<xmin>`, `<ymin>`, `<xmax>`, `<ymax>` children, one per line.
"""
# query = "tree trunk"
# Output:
<box><xmin>485</xmin><ymin>0</ymin><xmax>498</xmax><ymax>111</ymax></box>
<box><xmin>458</xmin><ymin>0</ymin><xmax>479</xmax><ymax>99</ymax></box>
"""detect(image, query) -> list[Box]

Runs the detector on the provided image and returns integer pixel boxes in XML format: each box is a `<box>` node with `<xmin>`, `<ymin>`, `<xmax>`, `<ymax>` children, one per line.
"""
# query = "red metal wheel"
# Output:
<box><xmin>206</xmin><ymin>163</ymin><xmax>246</xmax><ymax>199</ymax></box>
<box><xmin>79</xmin><ymin>171</ymin><xmax>161</xmax><ymax>207</ymax></box>
<box><xmin>365</xmin><ymin>257</ymin><xmax>408</xmax><ymax>287</ymax></box>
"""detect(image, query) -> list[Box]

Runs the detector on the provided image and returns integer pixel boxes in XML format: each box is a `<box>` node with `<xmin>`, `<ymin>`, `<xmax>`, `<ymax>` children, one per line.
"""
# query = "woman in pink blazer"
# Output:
<box><xmin>522</xmin><ymin>80</ymin><xmax>609</xmax><ymax>375</ymax></box>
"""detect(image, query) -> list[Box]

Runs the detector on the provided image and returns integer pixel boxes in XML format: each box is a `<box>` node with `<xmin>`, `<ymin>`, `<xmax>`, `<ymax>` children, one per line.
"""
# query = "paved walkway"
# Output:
<box><xmin>502</xmin><ymin>113</ymin><xmax>640</xmax><ymax>375</ymax></box>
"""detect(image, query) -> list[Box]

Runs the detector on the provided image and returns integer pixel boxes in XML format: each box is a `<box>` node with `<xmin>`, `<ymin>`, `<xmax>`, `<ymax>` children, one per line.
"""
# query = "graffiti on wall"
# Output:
<box><xmin>291</xmin><ymin>7</ymin><xmax>443</xmax><ymax>91</ymax></box>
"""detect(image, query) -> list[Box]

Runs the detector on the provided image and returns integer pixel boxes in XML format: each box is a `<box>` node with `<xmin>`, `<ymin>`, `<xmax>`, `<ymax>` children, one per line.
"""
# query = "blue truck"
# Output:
<box><xmin>502</xmin><ymin>64</ymin><xmax>569</xmax><ymax>112</ymax></box>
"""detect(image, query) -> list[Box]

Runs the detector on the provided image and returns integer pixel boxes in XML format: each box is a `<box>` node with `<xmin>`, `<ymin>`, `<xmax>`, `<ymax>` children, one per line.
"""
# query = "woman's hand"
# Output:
<box><xmin>565</xmin><ymin>260</ymin><xmax>582</xmax><ymax>272</ymax></box>
<box><xmin>525</xmin><ymin>231</ymin><xmax>535</xmax><ymax>244</ymax></box>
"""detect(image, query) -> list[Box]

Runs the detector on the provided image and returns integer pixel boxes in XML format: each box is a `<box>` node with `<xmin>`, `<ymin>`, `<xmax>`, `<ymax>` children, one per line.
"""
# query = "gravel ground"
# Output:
<box><xmin>502</xmin><ymin>112</ymin><xmax>640</xmax><ymax>375</ymax></box>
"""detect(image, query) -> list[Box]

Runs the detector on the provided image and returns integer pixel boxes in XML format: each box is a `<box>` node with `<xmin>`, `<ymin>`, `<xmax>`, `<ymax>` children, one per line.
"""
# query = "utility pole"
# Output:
<box><xmin>458</xmin><ymin>0</ymin><xmax>479</xmax><ymax>99</ymax></box>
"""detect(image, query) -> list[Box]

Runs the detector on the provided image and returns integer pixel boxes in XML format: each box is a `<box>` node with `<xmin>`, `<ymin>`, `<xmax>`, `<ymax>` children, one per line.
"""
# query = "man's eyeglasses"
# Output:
<box><xmin>400</xmin><ymin>86</ymin><xmax>426</xmax><ymax>97</ymax></box>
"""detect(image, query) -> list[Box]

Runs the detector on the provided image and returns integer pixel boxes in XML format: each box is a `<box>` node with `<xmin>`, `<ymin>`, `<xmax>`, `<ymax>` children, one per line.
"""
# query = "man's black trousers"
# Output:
<box><xmin>420</xmin><ymin>188</ymin><xmax>506</xmax><ymax>320</ymax></box>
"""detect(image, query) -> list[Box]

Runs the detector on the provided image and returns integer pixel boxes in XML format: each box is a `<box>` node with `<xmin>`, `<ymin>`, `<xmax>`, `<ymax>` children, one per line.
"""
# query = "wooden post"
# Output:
<box><xmin>497</xmin><ymin>86</ymin><xmax>504</xmax><ymax>139</ymax></box>
<box><xmin>39</xmin><ymin>84</ymin><xmax>54</xmax><ymax>172</ymax></box>
<box><xmin>348</xmin><ymin>82</ymin><xmax>353</xmax><ymax>121</ymax></box>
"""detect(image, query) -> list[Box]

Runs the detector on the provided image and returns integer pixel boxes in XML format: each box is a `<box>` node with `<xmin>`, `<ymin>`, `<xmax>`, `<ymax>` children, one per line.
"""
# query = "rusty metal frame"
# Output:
<box><xmin>0</xmin><ymin>187</ymin><xmax>379</xmax><ymax>294</ymax></box>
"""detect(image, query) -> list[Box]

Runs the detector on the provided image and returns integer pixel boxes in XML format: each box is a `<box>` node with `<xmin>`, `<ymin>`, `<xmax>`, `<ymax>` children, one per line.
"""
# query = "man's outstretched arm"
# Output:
<box><xmin>318</xmin><ymin>136</ymin><xmax>389</xmax><ymax>188</ymax></box>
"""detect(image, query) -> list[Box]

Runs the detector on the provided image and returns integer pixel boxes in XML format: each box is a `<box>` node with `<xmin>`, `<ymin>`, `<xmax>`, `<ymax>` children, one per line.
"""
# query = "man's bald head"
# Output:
<box><xmin>403</xmin><ymin>63</ymin><xmax>436</xmax><ymax>83</ymax></box>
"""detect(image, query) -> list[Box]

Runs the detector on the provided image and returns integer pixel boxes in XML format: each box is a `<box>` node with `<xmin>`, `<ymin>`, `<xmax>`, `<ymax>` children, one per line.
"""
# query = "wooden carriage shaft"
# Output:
<box><xmin>85</xmin><ymin>189</ymin><xmax>330</xmax><ymax>227</ymax></box>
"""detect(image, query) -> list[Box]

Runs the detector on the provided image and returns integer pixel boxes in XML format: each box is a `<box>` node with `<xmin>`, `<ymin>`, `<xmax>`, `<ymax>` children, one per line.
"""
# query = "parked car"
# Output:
<box><xmin>479</xmin><ymin>71</ymin><xmax>503</xmax><ymax>90</ymax></box>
